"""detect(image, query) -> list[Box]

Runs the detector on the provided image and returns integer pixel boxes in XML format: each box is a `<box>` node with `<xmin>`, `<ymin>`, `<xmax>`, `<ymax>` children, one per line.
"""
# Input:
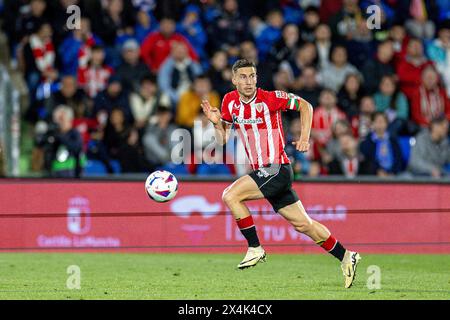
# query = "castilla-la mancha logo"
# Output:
<box><xmin>67</xmin><ymin>196</ymin><xmax>91</xmax><ymax>235</ymax></box>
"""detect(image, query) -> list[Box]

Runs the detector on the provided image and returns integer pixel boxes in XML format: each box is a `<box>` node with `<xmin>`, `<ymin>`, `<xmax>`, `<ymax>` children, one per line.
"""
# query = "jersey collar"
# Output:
<box><xmin>239</xmin><ymin>88</ymin><xmax>258</xmax><ymax>105</ymax></box>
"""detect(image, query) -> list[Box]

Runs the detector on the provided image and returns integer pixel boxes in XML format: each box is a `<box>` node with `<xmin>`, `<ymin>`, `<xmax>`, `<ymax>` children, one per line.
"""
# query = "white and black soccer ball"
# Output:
<box><xmin>145</xmin><ymin>170</ymin><xmax>178</xmax><ymax>202</ymax></box>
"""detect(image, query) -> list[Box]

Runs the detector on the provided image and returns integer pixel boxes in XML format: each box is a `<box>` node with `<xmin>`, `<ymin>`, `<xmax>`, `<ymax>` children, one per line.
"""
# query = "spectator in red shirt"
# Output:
<box><xmin>140</xmin><ymin>17</ymin><xmax>198</xmax><ymax>73</ymax></box>
<box><xmin>411</xmin><ymin>66</ymin><xmax>450</xmax><ymax>128</ymax></box>
<box><xmin>311</xmin><ymin>89</ymin><xmax>346</xmax><ymax>162</ymax></box>
<box><xmin>396</xmin><ymin>38</ymin><xmax>434</xmax><ymax>101</ymax></box>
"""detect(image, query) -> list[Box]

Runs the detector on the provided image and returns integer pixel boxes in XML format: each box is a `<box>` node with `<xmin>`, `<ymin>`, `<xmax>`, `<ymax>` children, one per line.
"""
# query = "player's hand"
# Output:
<box><xmin>201</xmin><ymin>99</ymin><xmax>221</xmax><ymax>125</ymax></box>
<box><xmin>292</xmin><ymin>140</ymin><xmax>310</xmax><ymax>153</ymax></box>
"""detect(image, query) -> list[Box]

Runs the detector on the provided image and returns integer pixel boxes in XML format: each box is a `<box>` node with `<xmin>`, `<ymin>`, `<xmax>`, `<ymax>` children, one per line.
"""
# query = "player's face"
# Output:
<box><xmin>232</xmin><ymin>67</ymin><xmax>257</xmax><ymax>98</ymax></box>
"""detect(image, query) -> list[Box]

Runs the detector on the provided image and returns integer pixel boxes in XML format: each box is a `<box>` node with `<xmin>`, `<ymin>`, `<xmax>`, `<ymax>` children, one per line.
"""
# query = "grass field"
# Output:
<box><xmin>0</xmin><ymin>253</ymin><xmax>449</xmax><ymax>299</ymax></box>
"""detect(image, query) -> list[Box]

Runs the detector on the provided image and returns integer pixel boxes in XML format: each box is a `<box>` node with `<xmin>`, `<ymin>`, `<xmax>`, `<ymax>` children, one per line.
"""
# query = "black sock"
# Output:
<box><xmin>241</xmin><ymin>226</ymin><xmax>260</xmax><ymax>248</ymax></box>
<box><xmin>330</xmin><ymin>241</ymin><xmax>346</xmax><ymax>261</ymax></box>
<box><xmin>318</xmin><ymin>235</ymin><xmax>346</xmax><ymax>261</ymax></box>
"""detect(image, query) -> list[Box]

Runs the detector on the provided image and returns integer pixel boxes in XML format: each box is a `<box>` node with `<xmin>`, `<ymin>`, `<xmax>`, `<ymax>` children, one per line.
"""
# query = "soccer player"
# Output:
<box><xmin>201</xmin><ymin>59</ymin><xmax>361</xmax><ymax>288</ymax></box>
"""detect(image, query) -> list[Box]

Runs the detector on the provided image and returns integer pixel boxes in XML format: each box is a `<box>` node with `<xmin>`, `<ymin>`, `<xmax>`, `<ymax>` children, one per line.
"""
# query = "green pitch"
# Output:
<box><xmin>0</xmin><ymin>253</ymin><xmax>449</xmax><ymax>299</ymax></box>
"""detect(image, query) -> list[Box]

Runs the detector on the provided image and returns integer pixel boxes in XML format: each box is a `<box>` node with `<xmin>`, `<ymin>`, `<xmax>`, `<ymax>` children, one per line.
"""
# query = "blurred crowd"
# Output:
<box><xmin>1</xmin><ymin>0</ymin><xmax>450</xmax><ymax>178</ymax></box>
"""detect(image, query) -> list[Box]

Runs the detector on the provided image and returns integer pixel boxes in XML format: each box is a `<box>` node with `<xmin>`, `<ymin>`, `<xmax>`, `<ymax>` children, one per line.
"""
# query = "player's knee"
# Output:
<box><xmin>222</xmin><ymin>189</ymin><xmax>238</xmax><ymax>207</ymax></box>
<box><xmin>294</xmin><ymin>220</ymin><xmax>313</xmax><ymax>234</ymax></box>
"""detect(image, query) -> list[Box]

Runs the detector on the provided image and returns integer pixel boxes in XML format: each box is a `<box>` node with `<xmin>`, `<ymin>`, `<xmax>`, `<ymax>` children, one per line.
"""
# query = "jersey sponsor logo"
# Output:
<box><xmin>275</xmin><ymin>90</ymin><xmax>288</xmax><ymax>99</ymax></box>
<box><xmin>232</xmin><ymin>114</ymin><xmax>264</xmax><ymax>125</ymax></box>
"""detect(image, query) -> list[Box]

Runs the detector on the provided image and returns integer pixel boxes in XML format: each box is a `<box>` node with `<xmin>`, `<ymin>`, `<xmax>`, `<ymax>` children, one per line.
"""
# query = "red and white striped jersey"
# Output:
<box><xmin>221</xmin><ymin>88</ymin><xmax>303</xmax><ymax>170</ymax></box>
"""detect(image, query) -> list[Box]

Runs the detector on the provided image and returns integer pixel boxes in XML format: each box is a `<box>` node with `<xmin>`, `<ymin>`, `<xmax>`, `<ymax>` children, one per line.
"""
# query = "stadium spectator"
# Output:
<box><xmin>426</xmin><ymin>20</ymin><xmax>450</xmax><ymax>96</ymax></box>
<box><xmin>21</xmin><ymin>22</ymin><xmax>58</xmax><ymax>102</ymax></box>
<box><xmin>14</xmin><ymin>0</ymin><xmax>49</xmax><ymax>44</ymax></box>
<box><xmin>285</xmin><ymin>118</ymin><xmax>313</xmax><ymax>178</ymax></box>
<box><xmin>337</xmin><ymin>73</ymin><xmax>366</xmax><ymax>120</ymax></box>
<box><xmin>176</xmin><ymin>4</ymin><xmax>207</xmax><ymax>67</ymax></box>
<box><xmin>351</xmin><ymin>95</ymin><xmax>376</xmax><ymax>140</ymax></box>
<box><xmin>311</xmin><ymin>89</ymin><xmax>346</xmax><ymax>150</ymax></box>
<box><xmin>37</xmin><ymin>105</ymin><xmax>83</xmax><ymax>178</ymax></box>
<box><xmin>329</xmin><ymin>0</ymin><xmax>365</xmax><ymax>41</ymax></box>
<box><xmin>295</xmin><ymin>66</ymin><xmax>323</xmax><ymax>108</ymax></box>
<box><xmin>129</xmin><ymin>75</ymin><xmax>167</xmax><ymax>131</ymax></box>
<box><xmin>93</xmin><ymin>76</ymin><xmax>133</xmax><ymax>123</ymax></box>
<box><xmin>323</xmin><ymin>119</ymin><xmax>353</xmax><ymax>167</ymax></box>
<box><xmin>279</xmin><ymin>42</ymin><xmax>317</xmax><ymax>90</ymax></box>
<box><xmin>206</xmin><ymin>50</ymin><xmax>233</xmax><ymax>98</ymax></box>
<box><xmin>142</xmin><ymin>105</ymin><xmax>178</xmax><ymax>168</ymax></box>
<box><xmin>361</xmin><ymin>40</ymin><xmax>396</xmax><ymax>94</ymax></box>
<box><xmin>239</xmin><ymin>40</ymin><xmax>275</xmax><ymax>90</ymax></box>
<box><xmin>157</xmin><ymin>41</ymin><xmax>203</xmax><ymax>106</ymax></box>
<box><xmin>408</xmin><ymin>115</ymin><xmax>450</xmax><ymax>178</ymax></box>
<box><xmin>102</xmin><ymin>107</ymin><xmax>133</xmax><ymax>164</ymax></box>
<box><xmin>410</xmin><ymin>66</ymin><xmax>450</xmax><ymax>128</ymax></box>
<box><xmin>396</xmin><ymin>38</ymin><xmax>434</xmax><ymax>101</ymax></box>
<box><xmin>327</xmin><ymin>133</ymin><xmax>375</xmax><ymax>177</ymax></box>
<box><xmin>253</xmin><ymin>9</ymin><xmax>284</xmax><ymax>61</ymax></box>
<box><xmin>44</xmin><ymin>75</ymin><xmax>89</xmax><ymax>121</ymax></box>
<box><xmin>267</xmin><ymin>23</ymin><xmax>300</xmax><ymax>70</ymax></box>
<box><xmin>58</xmin><ymin>17</ymin><xmax>103</xmax><ymax>77</ymax></box>
<box><xmin>319</xmin><ymin>45</ymin><xmax>359</xmax><ymax>92</ymax></box>
<box><xmin>404</xmin><ymin>0</ymin><xmax>437</xmax><ymax>41</ymax></box>
<box><xmin>315</xmin><ymin>24</ymin><xmax>333</xmax><ymax>69</ymax></box>
<box><xmin>140</xmin><ymin>17</ymin><xmax>198</xmax><ymax>73</ymax></box>
<box><xmin>389</xmin><ymin>23</ymin><xmax>408</xmax><ymax>59</ymax></box>
<box><xmin>373</xmin><ymin>75</ymin><xmax>410</xmax><ymax>136</ymax></box>
<box><xmin>360</xmin><ymin>112</ymin><xmax>404</xmax><ymax>177</ymax></box>
<box><xmin>116</xmin><ymin>39</ymin><xmax>151</xmax><ymax>92</ymax></box>
<box><xmin>92</xmin><ymin>0</ymin><xmax>135</xmax><ymax>47</ymax></box>
<box><xmin>176</xmin><ymin>74</ymin><xmax>220</xmax><ymax>129</ymax></box>
<box><xmin>299</xmin><ymin>6</ymin><xmax>321</xmax><ymax>43</ymax></box>
<box><xmin>208</xmin><ymin>0</ymin><xmax>247</xmax><ymax>59</ymax></box>
<box><xmin>134</xmin><ymin>8</ymin><xmax>158</xmax><ymax>44</ymax></box>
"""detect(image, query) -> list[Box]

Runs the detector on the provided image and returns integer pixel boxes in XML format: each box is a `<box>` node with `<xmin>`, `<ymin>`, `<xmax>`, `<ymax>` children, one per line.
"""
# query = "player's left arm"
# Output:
<box><xmin>292</xmin><ymin>97</ymin><xmax>313</xmax><ymax>153</ymax></box>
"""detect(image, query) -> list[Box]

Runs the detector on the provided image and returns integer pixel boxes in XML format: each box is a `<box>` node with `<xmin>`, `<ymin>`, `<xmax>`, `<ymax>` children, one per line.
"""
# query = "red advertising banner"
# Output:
<box><xmin>0</xmin><ymin>180</ymin><xmax>449</xmax><ymax>254</ymax></box>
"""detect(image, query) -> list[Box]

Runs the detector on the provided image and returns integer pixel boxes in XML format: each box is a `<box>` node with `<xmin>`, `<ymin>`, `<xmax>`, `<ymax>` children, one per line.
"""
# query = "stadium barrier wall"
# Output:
<box><xmin>0</xmin><ymin>180</ymin><xmax>449</xmax><ymax>254</ymax></box>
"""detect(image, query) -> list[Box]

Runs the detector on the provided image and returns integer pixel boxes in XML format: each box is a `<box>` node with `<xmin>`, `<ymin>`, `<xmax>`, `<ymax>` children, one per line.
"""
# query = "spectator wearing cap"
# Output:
<box><xmin>360</xmin><ymin>112</ymin><xmax>403</xmax><ymax>177</ymax></box>
<box><xmin>141</xmin><ymin>17</ymin><xmax>199</xmax><ymax>73</ymax></box>
<box><xmin>58</xmin><ymin>17</ymin><xmax>103</xmax><ymax>76</ymax></box>
<box><xmin>408</xmin><ymin>115</ymin><xmax>450</xmax><ymax>178</ymax></box>
<box><xmin>426</xmin><ymin>21</ymin><xmax>450</xmax><ymax>96</ymax></box>
<box><xmin>116</xmin><ymin>39</ymin><xmax>151</xmax><ymax>92</ymax></box>
<box><xmin>176</xmin><ymin>4</ymin><xmax>207</xmax><ymax>67</ymax></box>
<box><xmin>410</xmin><ymin>66</ymin><xmax>450</xmax><ymax>128</ymax></box>
<box><xmin>158</xmin><ymin>41</ymin><xmax>202</xmax><ymax>106</ymax></box>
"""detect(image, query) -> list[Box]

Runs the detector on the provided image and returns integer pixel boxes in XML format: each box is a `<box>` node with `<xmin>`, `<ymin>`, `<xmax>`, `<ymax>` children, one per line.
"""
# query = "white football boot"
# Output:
<box><xmin>237</xmin><ymin>246</ymin><xmax>267</xmax><ymax>269</ymax></box>
<box><xmin>341</xmin><ymin>250</ymin><xmax>362</xmax><ymax>288</ymax></box>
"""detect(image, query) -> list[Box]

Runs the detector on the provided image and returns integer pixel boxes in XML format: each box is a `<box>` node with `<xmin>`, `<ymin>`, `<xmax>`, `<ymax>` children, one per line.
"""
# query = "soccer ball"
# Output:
<box><xmin>145</xmin><ymin>170</ymin><xmax>178</xmax><ymax>202</ymax></box>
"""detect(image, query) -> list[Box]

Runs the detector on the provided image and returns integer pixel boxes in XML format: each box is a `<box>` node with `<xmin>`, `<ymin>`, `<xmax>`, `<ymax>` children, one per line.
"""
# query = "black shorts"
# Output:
<box><xmin>249</xmin><ymin>164</ymin><xmax>299</xmax><ymax>212</ymax></box>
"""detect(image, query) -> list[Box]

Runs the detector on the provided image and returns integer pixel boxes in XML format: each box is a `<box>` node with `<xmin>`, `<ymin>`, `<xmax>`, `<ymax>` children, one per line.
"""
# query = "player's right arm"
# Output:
<box><xmin>201</xmin><ymin>99</ymin><xmax>232</xmax><ymax>145</ymax></box>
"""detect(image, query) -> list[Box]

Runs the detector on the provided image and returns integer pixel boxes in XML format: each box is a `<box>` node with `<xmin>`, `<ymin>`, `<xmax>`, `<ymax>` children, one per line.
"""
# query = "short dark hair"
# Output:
<box><xmin>232</xmin><ymin>59</ymin><xmax>256</xmax><ymax>74</ymax></box>
<box><xmin>371</xmin><ymin>111</ymin><xmax>388</xmax><ymax>123</ymax></box>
